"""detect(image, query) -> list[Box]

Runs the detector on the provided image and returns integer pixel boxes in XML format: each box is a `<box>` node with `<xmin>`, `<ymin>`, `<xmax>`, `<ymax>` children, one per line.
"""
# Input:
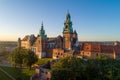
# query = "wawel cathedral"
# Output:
<box><xmin>18</xmin><ymin>12</ymin><xmax>120</xmax><ymax>59</ymax></box>
<box><xmin>18</xmin><ymin>12</ymin><xmax>80</xmax><ymax>59</ymax></box>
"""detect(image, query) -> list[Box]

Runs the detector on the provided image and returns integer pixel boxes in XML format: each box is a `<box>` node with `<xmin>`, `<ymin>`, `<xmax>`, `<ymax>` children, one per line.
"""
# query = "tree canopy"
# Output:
<box><xmin>9</xmin><ymin>48</ymin><xmax>38</xmax><ymax>69</ymax></box>
<box><xmin>51</xmin><ymin>57</ymin><xmax>120</xmax><ymax>80</ymax></box>
<box><xmin>24</xmin><ymin>49</ymin><xmax>38</xmax><ymax>69</ymax></box>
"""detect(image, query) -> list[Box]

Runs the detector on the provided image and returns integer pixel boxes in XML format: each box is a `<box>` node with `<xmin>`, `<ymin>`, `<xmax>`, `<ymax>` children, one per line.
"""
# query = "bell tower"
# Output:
<box><xmin>36</xmin><ymin>22</ymin><xmax>47</xmax><ymax>58</ymax></box>
<box><xmin>63</xmin><ymin>12</ymin><xmax>73</xmax><ymax>50</ymax></box>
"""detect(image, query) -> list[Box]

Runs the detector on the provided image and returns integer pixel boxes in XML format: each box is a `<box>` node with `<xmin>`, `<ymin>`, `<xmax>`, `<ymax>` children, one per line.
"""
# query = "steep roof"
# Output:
<box><xmin>81</xmin><ymin>43</ymin><xmax>100</xmax><ymax>52</ymax></box>
<box><xmin>114</xmin><ymin>46</ymin><xmax>120</xmax><ymax>54</ymax></box>
<box><xmin>81</xmin><ymin>43</ymin><xmax>120</xmax><ymax>54</ymax></box>
<box><xmin>101</xmin><ymin>45</ymin><xmax>114</xmax><ymax>53</ymax></box>
<box><xmin>47</xmin><ymin>37</ymin><xmax>56</xmax><ymax>43</ymax></box>
<box><xmin>22</xmin><ymin>35</ymin><xmax>29</xmax><ymax>41</ymax></box>
<box><xmin>57</xmin><ymin>35</ymin><xmax>63</xmax><ymax>42</ymax></box>
<box><xmin>29</xmin><ymin>34</ymin><xmax>36</xmax><ymax>45</ymax></box>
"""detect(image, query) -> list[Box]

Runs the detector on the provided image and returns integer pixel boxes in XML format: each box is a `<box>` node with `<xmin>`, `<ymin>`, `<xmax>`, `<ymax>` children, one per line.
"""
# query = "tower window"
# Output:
<box><xmin>39</xmin><ymin>40</ymin><xmax>40</xmax><ymax>44</ymax></box>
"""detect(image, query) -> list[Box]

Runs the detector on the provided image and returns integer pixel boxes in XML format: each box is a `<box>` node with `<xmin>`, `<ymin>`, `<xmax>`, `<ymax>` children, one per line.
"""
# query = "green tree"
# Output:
<box><xmin>51</xmin><ymin>57</ymin><xmax>83</xmax><ymax>80</ymax></box>
<box><xmin>51</xmin><ymin>56</ymin><xmax>120</xmax><ymax>80</ymax></box>
<box><xmin>9</xmin><ymin>48</ymin><xmax>38</xmax><ymax>69</ymax></box>
<box><xmin>24</xmin><ymin>50</ymin><xmax>38</xmax><ymax>69</ymax></box>
<box><xmin>9</xmin><ymin>47</ymin><xmax>27</xmax><ymax>68</ymax></box>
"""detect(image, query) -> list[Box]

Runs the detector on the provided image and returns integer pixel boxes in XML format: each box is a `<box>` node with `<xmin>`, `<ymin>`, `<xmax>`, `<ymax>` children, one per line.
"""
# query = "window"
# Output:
<box><xmin>96</xmin><ymin>53</ymin><xmax>98</xmax><ymax>56</ymax></box>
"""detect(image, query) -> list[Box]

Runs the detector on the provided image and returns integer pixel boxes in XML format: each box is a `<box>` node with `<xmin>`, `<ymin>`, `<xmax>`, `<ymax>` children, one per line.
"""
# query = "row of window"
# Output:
<box><xmin>31</xmin><ymin>48</ymin><xmax>36</xmax><ymax>53</ymax></box>
<box><xmin>56</xmin><ymin>53</ymin><xmax>63</xmax><ymax>55</ymax></box>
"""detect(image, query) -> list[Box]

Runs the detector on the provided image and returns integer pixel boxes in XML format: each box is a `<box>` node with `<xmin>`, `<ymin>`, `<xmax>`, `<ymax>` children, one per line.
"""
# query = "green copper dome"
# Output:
<box><xmin>38</xmin><ymin>22</ymin><xmax>47</xmax><ymax>38</ymax></box>
<box><xmin>63</xmin><ymin>12</ymin><xmax>73</xmax><ymax>33</ymax></box>
<box><xmin>66</xmin><ymin>11</ymin><xmax>71</xmax><ymax>22</ymax></box>
<box><xmin>39</xmin><ymin>22</ymin><xmax>45</xmax><ymax>34</ymax></box>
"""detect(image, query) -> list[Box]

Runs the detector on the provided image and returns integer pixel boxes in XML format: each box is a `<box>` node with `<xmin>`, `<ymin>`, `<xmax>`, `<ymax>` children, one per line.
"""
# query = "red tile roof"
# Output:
<box><xmin>82</xmin><ymin>43</ymin><xmax>100</xmax><ymax>52</ymax></box>
<box><xmin>101</xmin><ymin>45</ymin><xmax>114</xmax><ymax>53</ymax></box>
<box><xmin>82</xmin><ymin>43</ymin><xmax>120</xmax><ymax>54</ymax></box>
<box><xmin>114</xmin><ymin>46</ymin><xmax>120</xmax><ymax>54</ymax></box>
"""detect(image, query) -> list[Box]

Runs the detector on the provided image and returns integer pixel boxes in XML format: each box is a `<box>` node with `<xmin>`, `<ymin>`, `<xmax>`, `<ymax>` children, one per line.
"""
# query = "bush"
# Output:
<box><xmin>51</xmin><ymin>69</ymin><xmax>69</xmax><ymax>80</ymax></box>
<box><xmin>36</xmin><ymin>58</ymin><xmax>53</xmax><ymax>65</ymax></box>
<box><xmin>51</xmin><ymin>57</ymin><xmax>120</xmax><ymax>80</ymax></box>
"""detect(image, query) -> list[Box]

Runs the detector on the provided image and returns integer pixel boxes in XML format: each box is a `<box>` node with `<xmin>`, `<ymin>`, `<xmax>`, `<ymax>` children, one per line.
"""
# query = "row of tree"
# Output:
<box><xmin>51</xmin><ymin>56</ymin><xmax>120</xmax><ymax>80</ymax></box>
<box><xmin>9</xmin><ymin>48</ymin><xmax>38</xmax><ymax>69</ymax></box>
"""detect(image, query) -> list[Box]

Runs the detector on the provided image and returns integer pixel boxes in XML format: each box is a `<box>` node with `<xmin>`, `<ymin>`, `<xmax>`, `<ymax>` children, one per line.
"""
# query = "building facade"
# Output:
<box><xmin>18</xmin><ymin>12</ymin><xmax>120</xmax><ymax>59</ymax></box>
<box><xmin>80</xmin><ymin>41</ymin><xmax>120</xmax><ymax>59</ymax></box>
<box><xmin>19</xmin><ymin>12</ymin><xmax>79</xmax><ymax>58</ymax></box>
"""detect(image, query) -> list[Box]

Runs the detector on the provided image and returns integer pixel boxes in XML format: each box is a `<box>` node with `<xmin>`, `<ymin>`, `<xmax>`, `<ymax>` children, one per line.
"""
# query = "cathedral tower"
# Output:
<box><xmin>36</xmin><ymin>22</ymin><xmax>47</xmax><ymax>58</ymax></box>
<box><xmin>63</xmin><ymin>12</ymin><xmax>73</xmax><ymax>50</ymax></box>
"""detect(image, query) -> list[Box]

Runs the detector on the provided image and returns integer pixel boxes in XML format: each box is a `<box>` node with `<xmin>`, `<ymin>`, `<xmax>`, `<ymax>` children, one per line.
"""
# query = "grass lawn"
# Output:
<box><xmin>0</xmin><ymin>69</ymin><xmax>12</xmax><ymax>80</ymax></box>
<box><xmin>0</xmin><ymin>58</ymin><xmax>52</xmax><ymax>80</ymax></box>
<box><xmin>0</xmin><ymin>66</ymin><xmax>35</xmax><ymax>80</ymax></box>
<box><xmin>36</xmin><ymin>58</ymin><xmax>53</xmax><ymax>65</ymax></box>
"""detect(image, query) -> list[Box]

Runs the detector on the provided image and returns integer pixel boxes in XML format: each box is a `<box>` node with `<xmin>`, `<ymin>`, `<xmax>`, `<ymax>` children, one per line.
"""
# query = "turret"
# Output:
<box><xmin>38</xmin><ymin>22</ymin><xmax>47</xmax><ymax>38</ymax></box>
<box><xmin>73</xmin><ymin>30</ymin><xmax>77</xmax><ymax>39</ymax></box>
<box><xmin>18</xmin><ymin>38</ymin><xmax>21</xmax><ymax>48</ymax></box>
<box><xmin>114</xmin><ymin>41</ymin><xmax>120</xmax><ymax>46</ymax></box>
<box><xmin>36</xmin><ymin>22</ymin><xmax>47</xmax><ymax>58</ymax></box>
<box><xmin>63</xmin><ymin>12</ymin><xmax>74</xmax><ymax>50</ymax></box>
<box><xmin>63</xmin><ymin>11</ymin><xmax>73</xmax><ymax>33</ymax></box>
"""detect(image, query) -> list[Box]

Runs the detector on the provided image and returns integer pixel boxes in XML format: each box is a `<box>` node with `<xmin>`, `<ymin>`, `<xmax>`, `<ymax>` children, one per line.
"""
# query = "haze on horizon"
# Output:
<box><xmin>0</xmin><ymin>0</ymin><xmax>120</xmax><ymax>41</ymax></box>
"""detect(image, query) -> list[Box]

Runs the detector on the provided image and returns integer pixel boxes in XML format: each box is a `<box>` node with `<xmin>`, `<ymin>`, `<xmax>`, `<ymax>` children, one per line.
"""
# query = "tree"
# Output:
<box><xmin>51</xmin><ymin>56</ymin><xmax>120</xmax><ymax>80</ymax></box>
<box><xmin>9</xmin><ymin>47</ymin><xmax>27</xmax><ymax>68</ymax></box>
<box><xmin>24</xmin><ymin>50</ymin><xmax>38</xmax><ymax>69</ymax></box>
<box><xmin>9</xmin><ymin>48</ymin><xmax>38</xmax><ymax>69</ymax></box>
<box><xmin>51</xmin><ymin>57</ymin><xmax>83</xmax><ymax>80</ymax></box>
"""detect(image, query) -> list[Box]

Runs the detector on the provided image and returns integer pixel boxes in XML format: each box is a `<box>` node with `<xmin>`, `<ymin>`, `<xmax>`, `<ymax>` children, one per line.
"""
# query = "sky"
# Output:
<box><xmin>0</xmin><ymin>0</ymin><xmax>120</xmax><ymax>41</ymax></box>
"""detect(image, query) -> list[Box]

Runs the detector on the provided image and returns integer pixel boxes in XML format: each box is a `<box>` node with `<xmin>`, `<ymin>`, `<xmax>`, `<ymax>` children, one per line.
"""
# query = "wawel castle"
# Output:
<box><xmin>18</xmin><ymin>12</ymin><xmax>79</xmax><ymax>59</ymax></box>
<box><xmin>18</xmin><ymin>12</ymin><xmax>120</xmax><ymax>59</ymax></box>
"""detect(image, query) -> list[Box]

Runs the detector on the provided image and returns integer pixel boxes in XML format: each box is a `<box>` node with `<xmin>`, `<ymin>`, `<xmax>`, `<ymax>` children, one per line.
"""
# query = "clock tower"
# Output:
<box><xmin>63</xmin><ymin>12</ymin><xmax>73</xmax><ymax>50</ymax></box>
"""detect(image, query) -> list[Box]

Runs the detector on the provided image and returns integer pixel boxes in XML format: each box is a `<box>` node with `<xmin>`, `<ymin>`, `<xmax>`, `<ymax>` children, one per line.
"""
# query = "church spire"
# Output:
<box><xmin>63</xmin><ymin>11</ymin><xmax>73</xmax><ymax>33</ymax></box>
<box><xmin>41</xmin><ymin>21</ymin><xmax>43</xmax><ymax>30</ymax></box>
<box><xmin>66</xmin><ymin>11</ymin><xmax>71</xmax><ymax>22</ymax></box>
<box><xmin>39</xmin><ymin>22</ymin><xmax>45</xmax><ymax>34</ymax></box>
<box><xmin>74</xmin><ymin>30</ymin><xmax>77</xmax><ymax>35</ymax></box>
<box><xmin>38</xmin><ymin>22</ymin><xmax>47</xmax><ymax>38</ymax></box>
<box><xmin>40</xmin><ymin>21</ymin><xmax>44</xmax><ymax>34</ymax></box>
